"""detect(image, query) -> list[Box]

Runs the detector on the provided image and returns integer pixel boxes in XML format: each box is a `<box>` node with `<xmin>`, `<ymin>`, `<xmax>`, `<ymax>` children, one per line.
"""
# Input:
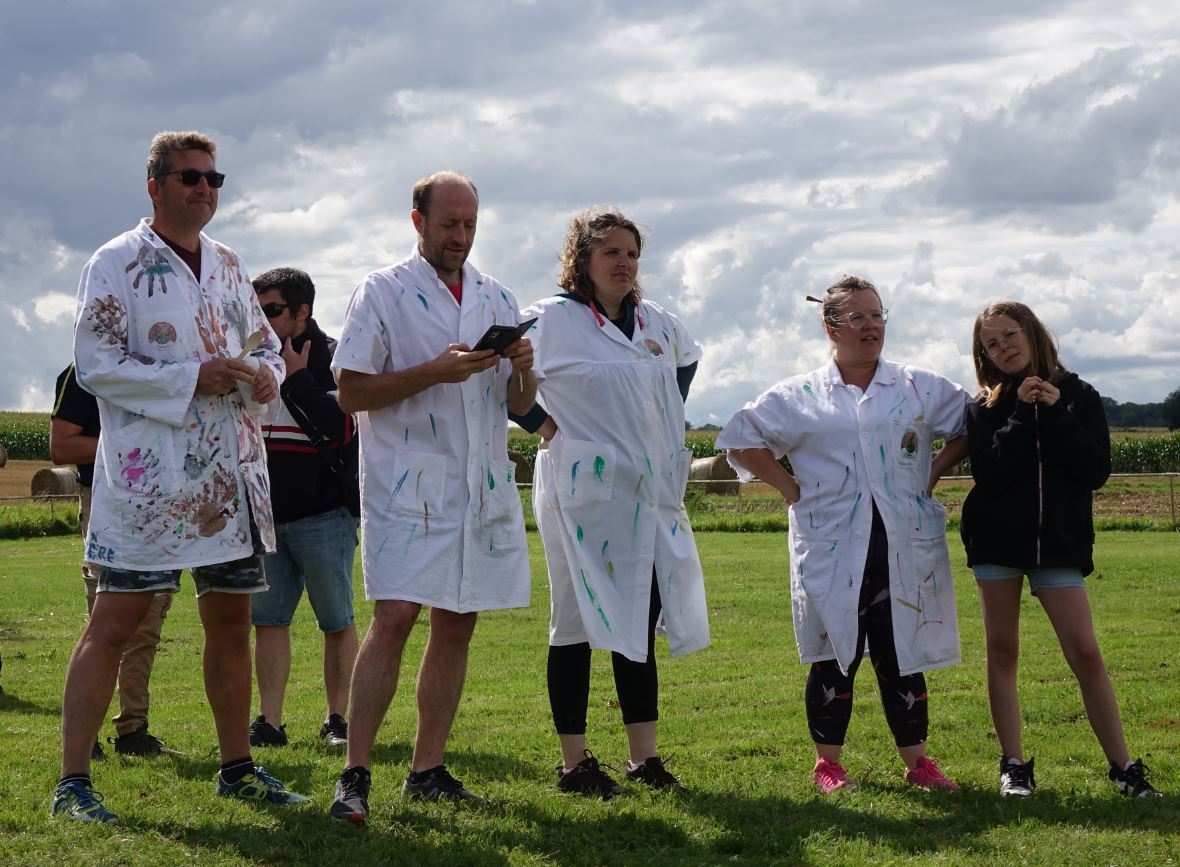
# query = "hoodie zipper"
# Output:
<box><xmin>1034</xmin><ymin>401</ymin><xmax>1043</xmax><ymax>565</ymax></box>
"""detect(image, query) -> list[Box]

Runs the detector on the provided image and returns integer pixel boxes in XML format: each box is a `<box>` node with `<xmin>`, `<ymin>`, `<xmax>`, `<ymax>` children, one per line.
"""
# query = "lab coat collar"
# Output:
<box><xmin>555</xmin><ymin>292</ymin><xmax>642</xmax><ymax>345</ymax></box>
<box><xmin>409</xmin><ymin>245</ymin><xmax>487</xmax><ymax>303</ymax></box>
<box><xmin>821</xmin><ymin>358</ymin><xmax>898</xmax><ymax>393</ymax></box>
<box><xmin>135</xmin><ymin>218</ymin><xmax>213</xmax><ymax>284</ymax></box>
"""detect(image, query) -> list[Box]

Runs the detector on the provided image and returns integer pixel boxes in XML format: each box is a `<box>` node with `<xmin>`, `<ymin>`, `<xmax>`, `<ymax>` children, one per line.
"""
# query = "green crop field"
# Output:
<box><xmin>1</xmin><ymin>532</ymin><xmax>1177</xmax><ymax>865</ymax></box>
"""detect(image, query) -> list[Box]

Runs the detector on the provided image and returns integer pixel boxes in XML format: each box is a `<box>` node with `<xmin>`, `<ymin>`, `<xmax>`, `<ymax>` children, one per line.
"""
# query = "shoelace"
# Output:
<box><xmin>340</xmin><ymin>769</ymin><xmax>369</xmax><ymax>798</ymax></box>
<box><xmin>1122</xmin><ymin>761</ymin><xmax>1152</xmax><ymax>787</ymax></box>
<box><xmin>252</xmin><ymin>766</ymin><xmax>285</xmax><ymax>789</ymax></box>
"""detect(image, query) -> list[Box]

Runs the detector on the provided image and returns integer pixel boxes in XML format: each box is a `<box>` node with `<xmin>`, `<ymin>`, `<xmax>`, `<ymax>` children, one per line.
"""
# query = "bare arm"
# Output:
<box><xmin>50</xmin><ymin>417</ymin><xmax>98</xmax><ymax>466</ymax></box>
<box><xmin>336</xmin><ymin>343</ymin><xmax>499</xmax><ymax>413</ymax></box>
<box><xmin>928</xmin><ymin>435</ymin><xmax>968</xmax><ymax>496</ymax></box>
<box><xmin>728</xmin><ymin>447</ymin><xmax>801</xmax><ymax>505</ymax></box>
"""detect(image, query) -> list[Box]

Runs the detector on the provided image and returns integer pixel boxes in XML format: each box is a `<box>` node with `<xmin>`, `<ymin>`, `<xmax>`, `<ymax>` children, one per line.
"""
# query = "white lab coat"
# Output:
<box><xmin>332</xmin><ymin>248</ymin><xmax>529</xmax><ymax>612</ymax></box>
<box><xmin>73</xmin><ymin>219</ymin><xmax>283</xmax><ymax>571</ymax></box>
<box><xmin>717</xmin><ymin>359</ymin><xmax>968</xmax><ymax>676</ymax></box>
<box><xmin>527</xmin><ymin>295</ymin><xmax>710</xmax><ymax>663</ymax></box>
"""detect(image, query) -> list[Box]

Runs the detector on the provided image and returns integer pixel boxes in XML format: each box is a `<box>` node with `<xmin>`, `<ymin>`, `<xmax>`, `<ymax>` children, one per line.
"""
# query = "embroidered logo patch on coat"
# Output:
<box><xmin>148</xmin><ymin>321</ymin><xmax>178</xmax><ymax>347</ymax></box>
<box><xmin>643</xmin><ymin>338</ymin><xmax>664</xmax><ymax>357</ymax></box>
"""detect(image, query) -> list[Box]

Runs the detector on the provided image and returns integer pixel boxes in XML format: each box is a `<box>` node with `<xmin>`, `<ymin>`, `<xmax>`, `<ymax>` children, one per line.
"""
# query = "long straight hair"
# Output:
<box><xmin>972</xmin><ymin>300</ymin><xmax>1067</xmax><ymax>407</ymax></box>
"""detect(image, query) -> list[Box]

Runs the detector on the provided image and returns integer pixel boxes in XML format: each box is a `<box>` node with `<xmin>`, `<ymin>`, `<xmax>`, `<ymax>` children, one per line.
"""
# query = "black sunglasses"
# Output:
<box><xmin>261</xmin><ymin>302</ymin><xmax>290</xmax><ymax>318</ymax></box>
<box><xmin>156</xmin><ymin>168</ymin><xmax>226</xmax><ymax>188</ymax></box>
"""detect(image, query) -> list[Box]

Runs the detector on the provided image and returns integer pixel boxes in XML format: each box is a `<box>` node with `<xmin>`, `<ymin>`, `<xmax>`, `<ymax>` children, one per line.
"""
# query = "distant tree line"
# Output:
<box><xmin>687</xmin><ymin>392</ymin><xmax>1180</xmax><ymax>431</ymax></box>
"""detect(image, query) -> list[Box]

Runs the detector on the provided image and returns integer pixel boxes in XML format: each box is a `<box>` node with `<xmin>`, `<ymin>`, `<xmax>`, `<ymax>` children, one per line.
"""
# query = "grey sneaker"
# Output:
<box><xmin>330</xmin><ymin>765</ymin><xmax>371</xmax><ymax>823</ymax></box>
<box><xmin>1000</xmin><ymin>756</ymin><xmax>1035</xmax><ymax>797</ymax></box>
<box><xmin>402</xmin><ymin>765</ymin><xmax>483</xmax><ymax>802</ymax></box>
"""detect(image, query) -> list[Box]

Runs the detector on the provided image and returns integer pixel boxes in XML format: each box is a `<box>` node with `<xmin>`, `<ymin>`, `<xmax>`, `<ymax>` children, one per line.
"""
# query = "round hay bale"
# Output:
<box><xmin>0</xmin><ymin>441</ymin><xmax>7</xmax><ymax>467</ymax></box>
<box><xmin>508</xmin><ymin>451</ymin><xmax>533</xmax><ymax>485</ymax></box>
<box><xmin>31</xmin><ymin>467</ymin><xmax>80</xmax><ymax>498</ymax></box>
<box><xmin>688</xmin><ymin>454</ymin><xmax>739</xmax><ymax>495</ymax></box>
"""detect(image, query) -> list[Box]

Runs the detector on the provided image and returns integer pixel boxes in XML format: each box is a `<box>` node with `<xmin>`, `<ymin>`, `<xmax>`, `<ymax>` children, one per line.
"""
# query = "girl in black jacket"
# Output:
<box><xmin>961</xmin><ymin>300</ymin><xmax>1159</xmax><ymax>799</ymax></box>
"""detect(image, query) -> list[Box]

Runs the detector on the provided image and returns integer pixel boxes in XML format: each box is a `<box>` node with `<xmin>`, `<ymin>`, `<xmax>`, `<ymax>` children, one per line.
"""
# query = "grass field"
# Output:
<box><xmin>1</xmin><ymin>532</ymin><xmax>1177</xmax><ymax>865</ymax></box>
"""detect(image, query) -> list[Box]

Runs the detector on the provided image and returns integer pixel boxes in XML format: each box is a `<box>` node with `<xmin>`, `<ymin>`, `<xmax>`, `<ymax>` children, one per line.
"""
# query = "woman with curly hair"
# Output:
<box><xmin>512</xmin><ymin>207</ymin><xmax>709</xmax><ymax>798</ymax></box>
<box><xmin>961</xmin><ymin>300</ymin><xmax>1161</xmax><ymax>798</ymax></box>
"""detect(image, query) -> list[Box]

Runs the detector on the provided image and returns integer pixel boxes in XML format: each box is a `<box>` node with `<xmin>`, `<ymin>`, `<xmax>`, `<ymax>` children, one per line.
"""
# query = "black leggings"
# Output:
<box><xmin>548</xmin><ymin>575</ymin><xmax>662</xmax><ymax>733</ymax></box>
<box><xmin>805</xmin><ymin>503</ymin><xmax>929</xmax><ymax>748</ymax></box>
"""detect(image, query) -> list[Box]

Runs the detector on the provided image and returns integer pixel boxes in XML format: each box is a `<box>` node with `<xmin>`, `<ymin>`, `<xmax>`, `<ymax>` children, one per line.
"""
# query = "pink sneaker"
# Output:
<box><xmin>813</xmin><ymin>758</ymin><xmax>856</xmax><ymax>793</ymax></box>
<box><xmin>905</xmin><ymin>756</ymin><xmax>958</xmax><ymax>791</ymax></box>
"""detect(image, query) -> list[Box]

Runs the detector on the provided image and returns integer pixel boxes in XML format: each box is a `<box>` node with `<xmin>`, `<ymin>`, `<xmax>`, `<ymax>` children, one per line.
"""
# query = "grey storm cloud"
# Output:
<box><xmin>2</xmin><ymin>1</ymin><xmax>1179</xmax><ymax>416</ymax></box>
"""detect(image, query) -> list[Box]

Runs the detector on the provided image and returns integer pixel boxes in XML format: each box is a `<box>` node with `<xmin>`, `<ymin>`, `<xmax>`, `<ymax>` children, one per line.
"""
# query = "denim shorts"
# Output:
<box><xmin>96</xmin><ymin>553</ymin><xmax>266</xmax><ymax>597</ymax></box>
<box><xmin>252</xmin><ymin>507</ymin><xmax>358</xmax><ymax>632</ymax></box>
<box><xmin>972</xmin><ymin>563</ymin><xmax>1085</xmax><ymax>594</ymax></box>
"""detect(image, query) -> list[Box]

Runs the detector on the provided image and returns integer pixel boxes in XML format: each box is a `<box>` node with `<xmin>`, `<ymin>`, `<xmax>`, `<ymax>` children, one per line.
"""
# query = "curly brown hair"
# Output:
<box><xmin>558</xmin><ymin>206</ymin><xmax>644</xmax><ymax>306</ymax></box>
<box><xmin>972</xmin><ymin>299</ymin><xmax>1067</xmax><ymax>407</ymax></box>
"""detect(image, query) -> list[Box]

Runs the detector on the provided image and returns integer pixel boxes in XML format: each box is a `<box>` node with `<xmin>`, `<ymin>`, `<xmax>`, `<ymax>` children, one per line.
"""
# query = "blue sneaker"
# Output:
<box><xmin>50</xmin><ymin>780</ymin><xmax>118</xmax><ymax>823</ymax></box>
<box><xmin>215</xmin><ymin>765</ymin><xmax>308</xmax><ymax>805</ymax></box>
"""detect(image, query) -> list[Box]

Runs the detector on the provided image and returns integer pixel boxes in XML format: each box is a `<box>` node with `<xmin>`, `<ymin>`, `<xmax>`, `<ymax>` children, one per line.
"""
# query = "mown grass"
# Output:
<box><xmin>1</xmin><ymin>532</ymin><xmax>1177</xmax><ymax>865</ymax></box>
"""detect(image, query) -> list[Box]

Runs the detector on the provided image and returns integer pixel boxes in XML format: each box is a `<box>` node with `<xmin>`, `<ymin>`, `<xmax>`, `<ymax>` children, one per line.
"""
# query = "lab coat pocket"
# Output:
<box><xmin>789</xmin><ymin>534</ymin><xmax>839</xmax><ymax>611</ymax></box>
<box><xmin>101</xmin><ymin>416</ymin><xmax>181</xmax><ymax>501</ymax></box>
<box><xmin>911</xmin><ymin>495</ymin><xmax>947</xmax><ymax>539</ymax></box>
<box><xmin>480</xmin><ymin>459</ymin><xmax>525</xmax><ymax>551</ymax></box>
<box><xmin>383</xmin><ymin>448</ymin><xmax>448</xmax><ymax>517</ymax></box>
<box><xmin>889</xmin><ymin>417</ymin><xmax>924</xmax><ymax>471</ymax></box>
<box><xmin>556</xmin><ymin>439</ymin><xmax>616</xmax><ymax>503</ymax></box>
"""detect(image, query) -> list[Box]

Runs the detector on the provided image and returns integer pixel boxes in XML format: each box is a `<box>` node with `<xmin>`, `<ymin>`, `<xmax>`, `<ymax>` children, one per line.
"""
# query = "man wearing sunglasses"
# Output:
<box><xmin>247</xmin><ymin>267</ymin><xmax>360</xmax><ymax>754</ymax></box>
<box><xmin>54</xmin><ymin>131</ymin><xmax>305</xmax><ymax>823</ymax></box>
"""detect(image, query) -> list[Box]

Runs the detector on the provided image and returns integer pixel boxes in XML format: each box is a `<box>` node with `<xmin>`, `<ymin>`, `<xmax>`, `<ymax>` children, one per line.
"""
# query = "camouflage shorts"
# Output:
<box><xmin>96</xmin><ymin>553</ymin><xmax>267</xmax><ymax>597</ymax></box>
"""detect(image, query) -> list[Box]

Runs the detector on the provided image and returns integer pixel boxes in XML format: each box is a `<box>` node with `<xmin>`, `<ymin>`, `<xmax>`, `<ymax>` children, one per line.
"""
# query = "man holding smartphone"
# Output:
<box><xmin>328</xmin><ymin>170</ymin><xmax>534</xmax><ymax>822</ymax></box>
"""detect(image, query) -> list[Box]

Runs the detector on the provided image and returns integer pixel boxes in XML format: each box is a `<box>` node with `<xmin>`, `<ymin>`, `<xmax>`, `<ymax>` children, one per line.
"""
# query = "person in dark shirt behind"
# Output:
<box><xmin>248</xmin><ymin>268</ymin><xmax>360</xmax><ymax>750</ymax></box>
<box><xmin>51</xmin><ymin>364</ymin><xmax>173</xmax><ymax>758</ymax></box>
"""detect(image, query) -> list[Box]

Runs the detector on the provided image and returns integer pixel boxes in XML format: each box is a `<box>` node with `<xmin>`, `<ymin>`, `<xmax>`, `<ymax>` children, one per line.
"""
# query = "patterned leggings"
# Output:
<box><xmin>805</xmin><ymin>504</ymin><xmax>929</xmax><ymax>748</ymax></box>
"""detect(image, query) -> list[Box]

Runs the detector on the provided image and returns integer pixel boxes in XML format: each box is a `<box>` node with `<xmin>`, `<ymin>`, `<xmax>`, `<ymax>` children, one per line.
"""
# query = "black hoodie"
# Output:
<box><xmin>960</xmin><ymin>372</ymin><xmax>1110</xmax><ymax>575</ymax></box>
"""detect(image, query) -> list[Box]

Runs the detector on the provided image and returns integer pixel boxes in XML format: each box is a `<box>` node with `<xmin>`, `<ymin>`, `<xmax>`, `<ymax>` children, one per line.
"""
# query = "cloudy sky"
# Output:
<box><xmin>3</xmin><ymin>0</ymin><xmax>1179</xmax><ymax>424</ymax></box>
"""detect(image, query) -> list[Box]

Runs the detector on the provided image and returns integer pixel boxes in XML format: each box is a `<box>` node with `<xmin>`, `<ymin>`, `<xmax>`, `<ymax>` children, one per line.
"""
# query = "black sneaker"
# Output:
<box><xmin>999</xmin><ymin>756</ymin><xmax>1035</xmax><ymax>797</ymax></box>
<box><xmin>112</xmin><ymin>724</ymin><xmax>169</xmax><ymax>757</ymax></box>
<box><xmin>249</xmin><ymin>715</ymin><xmax>288</xmax><ymax>747</ymax></box>
<box><xmin>330</xmin><ymin>766</ymin><xmax>371</xmax><ymax>824</ymax></box>
<box><xmin>90</xmin><ymin>740</ymin><xmax>105</xmax><ymax>761</ymax></box>
<box><xmin>402</xmin><ymin>765</ymin><xmax>484</xmax><ymax>802</ymax></box>
<box><xmin>1109</xmin><ymin>758</ymin><xmax>1163</xmax><ymax>797</ymax></box>
<box><xmin>626</xmin><ymin>756</ymin><xmax>683</xmax><ymax>791</ymax></box>
<box><xmin>319</xmin><ymin>714</ymin><xmax>348</xmax><ymax>748</ymax></box>
<box><xmin>557</xmin><ymin>751</ymin><xmax>627</xmax><ymax>800</ymax></box>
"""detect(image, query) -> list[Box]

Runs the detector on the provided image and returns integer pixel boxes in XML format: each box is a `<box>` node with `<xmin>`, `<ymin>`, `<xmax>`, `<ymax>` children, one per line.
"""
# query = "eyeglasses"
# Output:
<box><xmin>839</xmin><ymin>309</ymin><xmax>889</xmax><ymax>328</ymax></box>
<box><xmin>155</xmin><ymin>169</ymin><xmax>226</xmax><ymax>188</ymax></box>
<box><xmin>982</xmin><ymin>327</ymin><xmax>1024</xmax><ymax>357</ymax></box>
<box><xmin>260</xmin><ymin>303</ymin><xmax>290</xmax><ymax>318</ymax></box>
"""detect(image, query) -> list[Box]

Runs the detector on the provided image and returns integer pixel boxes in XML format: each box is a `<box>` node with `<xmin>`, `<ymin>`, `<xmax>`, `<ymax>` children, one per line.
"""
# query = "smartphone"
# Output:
<box><xmin>472</xmin><ymin>318</ymin><xmax>537</xmax><ymax>354</ymax></box>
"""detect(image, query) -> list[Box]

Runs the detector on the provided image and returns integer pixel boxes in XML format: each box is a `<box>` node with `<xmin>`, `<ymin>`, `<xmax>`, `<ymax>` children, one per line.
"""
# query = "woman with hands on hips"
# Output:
<box><xmin>961</xmin><ymin>300</ymin><xmax>1161</xmax><ymax>798</ymax></box>
<box><xmin>511</xmin><ymin>207</ymin><xmax>709</xmax><ymax>799</ymax></box>
<box><xmin>717</xmin><ymin>275</ymin><xmax>969</xmax><ymax>794</ymax></box>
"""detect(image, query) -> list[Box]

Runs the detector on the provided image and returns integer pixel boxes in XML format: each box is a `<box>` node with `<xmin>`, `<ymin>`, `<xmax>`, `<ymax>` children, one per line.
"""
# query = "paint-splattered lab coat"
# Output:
<box><xmin>717</xmin><ymin>360</ymin><xmax>968</xmax><ymax>676</ymax></box>
<box><xmin>73</xmin><ymin>219</ymin><xmax>283</xmax><ymax>572</ymax></box>
<box><xmin>527</xmin><ymin>296</ymin><xmax>710</xmax><ymax>663</ymax></box>
<box><xmin>331</xmin><ymin>248</ymin><xmax>529</xmax><ymax>612</ymax></box>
